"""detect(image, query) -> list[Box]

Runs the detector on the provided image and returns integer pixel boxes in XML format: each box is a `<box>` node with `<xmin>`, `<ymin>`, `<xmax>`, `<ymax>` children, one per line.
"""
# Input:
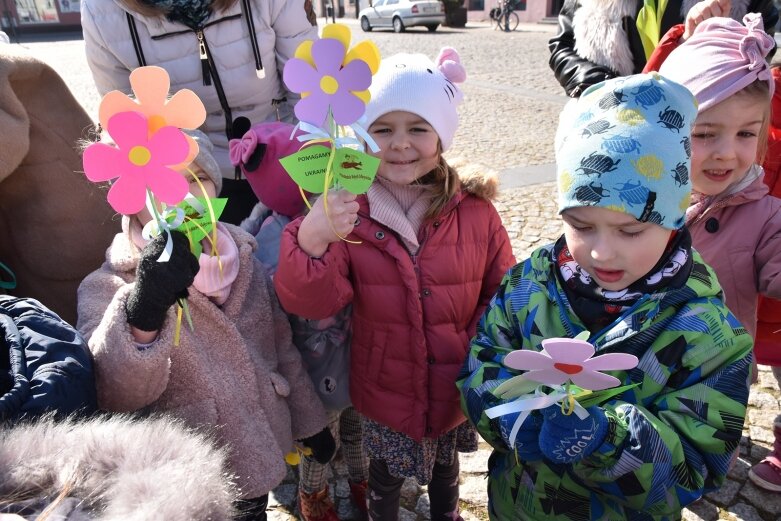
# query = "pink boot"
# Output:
<box><xmin>749</xmin><ymin>422</ymin><xmax>781</xmax><ymax>492</ymax></box>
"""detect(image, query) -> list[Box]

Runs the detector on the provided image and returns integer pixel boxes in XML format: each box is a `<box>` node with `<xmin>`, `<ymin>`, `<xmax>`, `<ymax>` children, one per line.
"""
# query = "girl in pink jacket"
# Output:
<box><xmin>77</xmin><ymin>131</ymin><xmax>334</xmax><ymax>521</ymax></box>
<box><xmin>274</xmin><ymin>48</ymin><xmax>516</xmax><ymax>521</ymax></box>
<box><xmin>657</xmin><ymin>13</ymin><xmax>781</xmax><ymax>492</ymax></box>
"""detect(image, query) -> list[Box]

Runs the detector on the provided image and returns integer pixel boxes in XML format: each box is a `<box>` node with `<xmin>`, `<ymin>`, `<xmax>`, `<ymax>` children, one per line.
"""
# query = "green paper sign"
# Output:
<box><xmin>175</xmin><ymin>197</ymin><xmax>228</xmax><ymax>257</ymax></box>
<box><xmin>280</xmin><ymin>145</ymin><xmax>380</xmax><ymax>195</ymax></box>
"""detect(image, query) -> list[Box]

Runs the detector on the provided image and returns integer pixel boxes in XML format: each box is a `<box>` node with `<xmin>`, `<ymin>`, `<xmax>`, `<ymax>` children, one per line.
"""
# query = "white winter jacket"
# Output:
<box><xmin>81</xmin><ymin>0</ymin><xmax>319</xmax><ymax>179</ymax></box>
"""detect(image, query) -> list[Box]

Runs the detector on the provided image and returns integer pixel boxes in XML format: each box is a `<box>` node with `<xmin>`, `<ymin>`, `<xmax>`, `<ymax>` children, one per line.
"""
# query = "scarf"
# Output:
<box><xmin>130</xmin><ymin>221</ymin><xmax>239</xmax><ymax>306</ymax></box>
<box><xmin>142</xmin><ymin>0</ymin><xmax>212</xmax><ymax>29</ymax></box>
<box><xmin>554</xmin><ymin>228</ymin><xmax>693</xmax><ymax>332</ymax></box>
<box><xmin>685</xmin><ymin>163</ymin><xmax>762</xmax><ymax>226</ymax></box>
<box><xmin>367</xmin><ymin>177</ymin><xmax>433</xmax><ymax>255</ymax></box>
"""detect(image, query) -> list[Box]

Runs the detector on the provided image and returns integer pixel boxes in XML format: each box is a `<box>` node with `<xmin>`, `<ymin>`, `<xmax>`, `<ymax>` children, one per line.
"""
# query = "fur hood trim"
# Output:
<box><xmin>450</xmin><ymin>159</ymin><xmax>500</xmax><ymax>200</ymax></box>
<box><xmin>573</xmin><ymin>0</ymin><xmax>636</xmax><ymax>77</ymax></box>
<box><xmin>0</xmin><ymin>415</ymin><xmax>238</xmax><ymax>520</ymax></box>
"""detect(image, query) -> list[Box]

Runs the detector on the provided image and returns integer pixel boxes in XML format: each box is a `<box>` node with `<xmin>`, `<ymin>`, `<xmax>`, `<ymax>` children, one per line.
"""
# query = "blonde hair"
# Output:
<box><xmin>416</xmin><ymin>146</ymin><xmax>460</xmax><ymax>218</ymax></box>
<box><xmin>734</xmin><ymin>79</ymin><xmax>772</xmax><ymax>164</ymax></box>
<box><xmin>119</xmin><ymin>0</ymin><xmax>237</xmax><ymax>17</ymax></box>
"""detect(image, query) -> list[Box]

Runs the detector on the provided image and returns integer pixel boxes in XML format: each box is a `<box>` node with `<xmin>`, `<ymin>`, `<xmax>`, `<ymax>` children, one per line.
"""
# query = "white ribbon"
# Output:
<box><xmin>142</xmin><ymin>193</ymin><xmax>187</xmax><ymax>263</ymax></box>
<box><xmin>292</xmin><ymin>122</ymin><xmax>380</xmax><ymax>154</ymax></box>
<box><xmin>485</xmin><ymin>385</ymin><xmax>589</xmax><ymax>449</ymax></box>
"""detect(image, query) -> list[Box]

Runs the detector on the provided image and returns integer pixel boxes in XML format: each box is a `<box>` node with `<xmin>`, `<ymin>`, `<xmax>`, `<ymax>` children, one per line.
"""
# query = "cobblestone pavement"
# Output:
<box><xmin>13</xmin><ymin>19</ymin><xmax>781</xmax><ymax>521</ymax></box>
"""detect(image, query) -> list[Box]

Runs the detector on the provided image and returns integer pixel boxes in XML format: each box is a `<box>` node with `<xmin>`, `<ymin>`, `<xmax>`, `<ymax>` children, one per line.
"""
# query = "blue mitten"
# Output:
<box><xmin>539</xmin><ymin>404</ymin><xmax>608</xmax><ymax>464</ymax></box>
<box><xmin>498</xmin><ymin>411</ymin><xmax>543</xmax><ymax>461</ymax></box>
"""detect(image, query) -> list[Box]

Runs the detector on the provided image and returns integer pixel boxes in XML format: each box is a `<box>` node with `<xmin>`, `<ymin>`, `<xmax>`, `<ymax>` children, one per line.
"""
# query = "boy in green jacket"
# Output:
<box><xmin>458</xmin><ymin>73</ymin><xmax>753</xmax><ymax>521</ymax></box>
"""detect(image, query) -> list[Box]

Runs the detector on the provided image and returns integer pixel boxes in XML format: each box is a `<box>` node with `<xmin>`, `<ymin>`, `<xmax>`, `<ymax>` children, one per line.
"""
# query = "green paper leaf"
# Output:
<box><xmin>280</xmin><ymin>145</ymin><xmax>333</xmax><ymax>194</ymax></box>
<box><xmin>174</xmin><ymin>197</ymin><xmax>227</xmax><ymax>257</ymax></box>
<box><xmin>574</xmin><ymin>383</ymin><xmax>639</xmax><ymax>409</ymax></box>
<box><xmin>333</xmin><ymin>148</ymin><xmax>380</xmax><ymax>194</ymax></box>
<box><xmin>495</xmin><ymin>374</ymin><xmax>540</xmax><ymax>400</ymax></box>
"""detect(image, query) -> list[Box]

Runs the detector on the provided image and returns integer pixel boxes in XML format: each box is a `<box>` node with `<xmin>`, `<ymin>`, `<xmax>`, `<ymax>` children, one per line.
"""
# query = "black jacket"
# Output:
<box><xmin>0</xmin><ymin>295</ymin><xmax>97</xmax><ymax>423</ymax></box>
<box><xmin>549</xmin><ymin>0</ymin><xmax>778</xmax><ymax>97</ymax></box>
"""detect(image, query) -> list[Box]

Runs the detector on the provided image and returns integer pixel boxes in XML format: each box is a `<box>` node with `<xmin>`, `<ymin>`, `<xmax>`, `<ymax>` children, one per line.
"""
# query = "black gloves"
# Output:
<box><xmin>125</xmin><ymin>230</ymin><xmax>200</xmax><ymax>332</ymax></box>
<box><xmin>298</xmin><ymin>427</ymin><xmax>336</xmax><ymax>464</ymax></box>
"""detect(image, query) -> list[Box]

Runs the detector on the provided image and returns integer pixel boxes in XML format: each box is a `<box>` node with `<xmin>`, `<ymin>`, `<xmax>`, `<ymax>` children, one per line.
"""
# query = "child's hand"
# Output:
<box><xmin>297</xmin><ymin>427</ymin><xmax>337</xmax><ymax>464</ymax></box>
<box><xmin>297</xmin><ymin>190</ymin><xmax>360</xmax><ymax>257</ymax></box>
<box><xmin>125</xmin><ymin>230</ymin><xmax>200</xmax><ymax>333</ymax></box>
<box><xmin>499</xmin><ymin>411</ymin><xmax>543</xmax><ymax>461</ymax></box>
<box><xmin>684</xmin><ymin>0</ymin><xmax>731</xmax><ymax>40</ymax></box>
<box><xmin>539</xmin><ymin>405</ymin><xmax>608</xmax><ymax>464</ymax></box>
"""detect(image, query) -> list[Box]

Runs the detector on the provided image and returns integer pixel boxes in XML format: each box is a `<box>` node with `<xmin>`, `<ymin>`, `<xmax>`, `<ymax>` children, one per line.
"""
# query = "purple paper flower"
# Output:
<box><xmin>283</xmin><ymin>38</ymin><xmax>372</xmax><ymax>127</ymax></box>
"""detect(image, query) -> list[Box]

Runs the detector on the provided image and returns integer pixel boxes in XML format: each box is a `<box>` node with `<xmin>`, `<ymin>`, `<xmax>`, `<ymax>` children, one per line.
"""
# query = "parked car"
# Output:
<box><xmin>359</xmin><ymin>0</ymin><xmax>445</xmax><ymax>32</ymax></box>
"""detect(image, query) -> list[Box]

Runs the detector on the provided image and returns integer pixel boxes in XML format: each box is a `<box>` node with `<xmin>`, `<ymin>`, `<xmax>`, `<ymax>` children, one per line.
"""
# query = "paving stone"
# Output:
<box><xmin>748</xmin><ymin>390</ymin><xmax>779</xmax><ymax>409</ymax></box>
<box><xmin>728</xmin><ymin>457</ymin><xmax>751</xmax><ymax>481</ymax></box>
<box><xmin>460</xmin><ymin>475</ymin><xmax>490</xmax><ymax>505</ymax></box>
<box><xmin>459</xmin><ymin>450</ymin><xmax>490</xmax><ymax>475</ymax></box>
<box><xmin>399</xmin><ymin>506</ymin><xmax>417</xmax><ymax>521</ymax></box>
<box><xmin>706</xmin><ymin>478</ymin><xmax>741</xmax><ymax>506</ymax></box>
<box><xmin>681</xmin><ymin>499</ymin><xmax>719</xmax><ymax>521</ymax></box>
<box><xmin>269</xmin><ymin>484</ymin><xmax>298</xmax><ymax>509</ymax></box>
<box><xmin>725</xmin><ymin>502</ymin><xmax>765</xmax><ymax>521</ymax></box>
<box><xmin>415</xmin><ymin>494</ymin><xmax>431</xmax><ymax>519</ymax></box>
<box><xmin>739</xmin><ymin>481</ymin><xmax>781</xmax><ymax>516</ymax></box>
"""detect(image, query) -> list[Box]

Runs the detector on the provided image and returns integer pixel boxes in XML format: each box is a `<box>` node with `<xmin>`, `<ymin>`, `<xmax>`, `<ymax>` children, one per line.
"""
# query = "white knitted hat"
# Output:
<box><xmin>363</xmin><ymin>47</ymin><xmax>466</xmax><ymax>151</ymax></box>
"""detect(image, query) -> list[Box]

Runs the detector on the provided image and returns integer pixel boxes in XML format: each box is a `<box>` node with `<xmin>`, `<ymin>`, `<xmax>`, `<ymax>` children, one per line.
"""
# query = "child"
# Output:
<box><xmin>656</xmin><ymin>14</ymin><xmax>781</xmax><ymax>492</ymax></box>
<box><xmin>458</xmin><ymin>73</ymin><xmax>754</xmax><ymax>520</ymax></box>
<box><xmin>234</xmin><ymin>123</ymin><xmax>368</xmax><ymax>521</ymax></box>
<box><xmin>756</xmin><ymin>64</ymin><xmax>781</xmax><ymax>368</ymax></box>
<box><xmin>76</xmin><ymin>130</ymin><xmax>335</xmax><ymax>521</ymax></box>
<box><xmin>274</xmin><ymin>48</ymin><xmax>516</xmax><ymax>521</ymax></box>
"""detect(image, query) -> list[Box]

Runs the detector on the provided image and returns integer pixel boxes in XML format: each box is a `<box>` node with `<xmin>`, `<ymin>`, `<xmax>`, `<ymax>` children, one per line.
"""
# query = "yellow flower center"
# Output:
<box><xmin>320</xmin><ymin>75</ymin><xmax>339</xmax><ymax>95</ymax></box>
<box><xmin>147</xmin><ymin>114</ymin><xmax>167</xmax><ymax>134</ymax></box>
<box><xmin>129</xmin><ymin>145</ymin><xmax>152</xmax><ymax>166</ymax></box>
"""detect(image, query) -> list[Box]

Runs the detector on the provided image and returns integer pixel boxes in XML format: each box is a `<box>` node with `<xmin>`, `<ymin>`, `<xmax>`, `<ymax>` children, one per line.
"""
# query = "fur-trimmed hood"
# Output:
<box><xmin>0</xmin><ymin>415</ymin><xmax>237</xmax><ymax>520</ymax></box>
<box><xmin>453</xmin><ymin>160</ymin><xmax>500</xmax><ymax>200</ymax></box>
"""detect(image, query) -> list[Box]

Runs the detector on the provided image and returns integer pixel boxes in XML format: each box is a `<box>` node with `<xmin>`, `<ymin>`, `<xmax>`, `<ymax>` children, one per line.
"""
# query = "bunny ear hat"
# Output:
<box><xmin>362</xmin><ymin>47</ymin><xmax>467</xmax><ymax>151</ymax></box>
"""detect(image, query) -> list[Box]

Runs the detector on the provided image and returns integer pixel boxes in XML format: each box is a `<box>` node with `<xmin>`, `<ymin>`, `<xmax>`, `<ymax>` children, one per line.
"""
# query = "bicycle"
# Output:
<box><xmin>489</xmin><ymin>0</ymin><xmax>520</xmax><ymax>32</ymax></box>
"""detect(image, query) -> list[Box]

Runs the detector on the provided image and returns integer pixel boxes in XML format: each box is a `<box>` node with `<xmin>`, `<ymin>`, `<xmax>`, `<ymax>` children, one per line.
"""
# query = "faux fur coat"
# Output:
<box><xmin>0</xmin><ymin>415</ymin><xmax>237</xmax><ymax>520</ymax></box>
<box><xmin>0</xmin><ymin>44</ymin><xmax>118</xmax><ymax>325</ymax></box>
<box><xmin>77</xmin><ymin>223</ymin><xmax>328</xmax><ymax>499</ymax></box>
<box><xmin>549</xmin><ymin>0</ymin><xmax>777</xmax><ymax>97</ymax></box>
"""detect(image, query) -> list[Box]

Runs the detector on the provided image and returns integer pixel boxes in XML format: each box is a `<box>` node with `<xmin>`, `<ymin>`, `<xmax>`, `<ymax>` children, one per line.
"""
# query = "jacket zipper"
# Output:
<box><xmin>195</xmin><ymin>29</ymin><xmax>237</xmax><ymax>178</ymax></box>
<box><xmin>196</xmin><ymin>30</ymin><xmax>211</xmax><ymax>86</ymax></box>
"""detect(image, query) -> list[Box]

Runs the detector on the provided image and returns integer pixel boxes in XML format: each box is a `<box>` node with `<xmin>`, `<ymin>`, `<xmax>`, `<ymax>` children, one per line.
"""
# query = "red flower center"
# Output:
<box><xmin>553</xmin><ymin>363</ymin><xmax>583</xmax><ymax>375</ymax></box>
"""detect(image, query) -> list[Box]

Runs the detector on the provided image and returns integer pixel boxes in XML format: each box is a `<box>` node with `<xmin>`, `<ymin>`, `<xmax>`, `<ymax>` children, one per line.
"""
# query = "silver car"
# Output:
<box><xmin>359</xmin><ymin>0</ymin><xmax>445</xmax><ymax>33</ymax></box>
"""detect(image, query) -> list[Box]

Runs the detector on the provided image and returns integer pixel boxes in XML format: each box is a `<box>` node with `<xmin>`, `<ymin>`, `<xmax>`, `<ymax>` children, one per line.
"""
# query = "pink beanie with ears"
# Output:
<box><xmin>362</xmin><ymin>47</ymin><xmax>467</xmax><ymax>151</ymax></box>
<box><xmin>659</xmin><ymin>13</ymin><xmax>775</xmax><ymax>112</ymax></box>
<box><xmin>229</xmin><ymin>121</ymin><xmax>310</xmax><ymax>218</ymax></box>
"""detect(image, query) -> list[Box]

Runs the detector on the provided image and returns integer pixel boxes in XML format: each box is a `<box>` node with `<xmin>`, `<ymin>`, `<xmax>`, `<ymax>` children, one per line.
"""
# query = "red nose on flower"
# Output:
<box><xmin>553</xmin><ymin>363</ymin><xmax>583</xmax><ymax>375</ymax></box>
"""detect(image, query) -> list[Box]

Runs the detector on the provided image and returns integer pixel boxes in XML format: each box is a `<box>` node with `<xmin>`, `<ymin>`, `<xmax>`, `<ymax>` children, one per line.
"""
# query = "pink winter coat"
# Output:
<box><xmin>688</xmin><ymin>168</ymin><xmax>781</xmax><ymax>340</ymax></box>
<box><xmin>77</xmin><ymin>223</ymin><xmax>327</xmax><ymax>499</ymax></box>
<box><xmin>275</xmin><ymin>184</ymin><xmax>515</xmax><ymax>442</ymax></box>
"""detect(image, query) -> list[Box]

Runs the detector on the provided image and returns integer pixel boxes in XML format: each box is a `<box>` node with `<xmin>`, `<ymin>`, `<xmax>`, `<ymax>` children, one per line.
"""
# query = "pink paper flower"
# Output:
<box><xmin>283</xmin><ymin>37</ymin><xmax>372</xmax><ymax>127</ymax></box>
<box><xmin>503</xmin><ymin>338</ymin><xmax>638</xmax><ymax>391</ymax></box>
<box><xmin>84</xmin><ymin>111</ymin><xmax>191</xmax><ymax>215</ymax></box>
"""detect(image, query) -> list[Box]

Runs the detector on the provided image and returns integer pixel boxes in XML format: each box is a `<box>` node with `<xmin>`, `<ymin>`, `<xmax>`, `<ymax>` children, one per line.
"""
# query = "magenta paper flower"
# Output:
<box><xmin>503</xmin><ymin>338</ymin><xmax>638</xmax><ymax>391</ymax></box>
<box><xmin>84</xmin><ymin>111</ymin><xmax>191</xmax><ymax>215</ymax></box>
<box><xmin>283</xmin><ymin>38</ymin><xmax>372</xmax><ymax>127</ymax></box>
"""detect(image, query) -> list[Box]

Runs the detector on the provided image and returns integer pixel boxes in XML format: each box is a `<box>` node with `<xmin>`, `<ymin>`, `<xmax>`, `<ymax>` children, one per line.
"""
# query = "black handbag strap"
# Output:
<box><xmin>126</xmin><ymin>12</ymin><xmax>147</xmax><ymax>67</ymax></box>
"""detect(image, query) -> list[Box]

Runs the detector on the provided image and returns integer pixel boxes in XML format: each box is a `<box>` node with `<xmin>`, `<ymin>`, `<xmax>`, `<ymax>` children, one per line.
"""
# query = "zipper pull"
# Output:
<box><xmin>197</xmin><ymin>30</ymin><xmax>212</xmax><ymax>86</ymax></box>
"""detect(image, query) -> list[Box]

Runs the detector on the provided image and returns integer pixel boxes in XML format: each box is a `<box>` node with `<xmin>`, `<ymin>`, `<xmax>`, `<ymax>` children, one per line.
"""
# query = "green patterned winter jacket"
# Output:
<box><xmin>458</xmin><ymin>243</ymin><xmax>753</xmax><ymax>521</ymax></box>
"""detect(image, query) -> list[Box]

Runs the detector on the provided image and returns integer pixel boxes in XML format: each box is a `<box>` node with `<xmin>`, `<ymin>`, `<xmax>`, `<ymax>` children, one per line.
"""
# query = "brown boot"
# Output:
<box><xmin>348</xmin><ymin>480</ymin><xmax>368</xmax><ymax>518</ymax></box>
<box><xmin>298</xmin><ymin>487</ymin><xmax>339</xmax><ymax>521</ymax></box>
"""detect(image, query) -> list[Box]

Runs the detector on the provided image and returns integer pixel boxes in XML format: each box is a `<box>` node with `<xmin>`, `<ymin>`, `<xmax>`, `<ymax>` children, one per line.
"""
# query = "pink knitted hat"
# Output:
<box><xmin>659</xmin><ymin>13</ymin><xmax>774</xmax><ymax>112</ymax></box>
<box><xmin>229</xmin><ymin>121</ymin><xmax>310</xmax><ymax>218</ymax></box>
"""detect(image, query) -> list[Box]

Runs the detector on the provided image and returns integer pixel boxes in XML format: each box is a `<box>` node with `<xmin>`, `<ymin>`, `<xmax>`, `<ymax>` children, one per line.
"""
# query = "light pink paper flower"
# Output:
<box><xmin>503</xmin><ymin>338</ymin><xmax>638</xmax><ymax>391</ymax></box>
<box><xmin>83</xmin><ymin>111</ymin><xmax>190</xmax><ymax>215</ymax></box>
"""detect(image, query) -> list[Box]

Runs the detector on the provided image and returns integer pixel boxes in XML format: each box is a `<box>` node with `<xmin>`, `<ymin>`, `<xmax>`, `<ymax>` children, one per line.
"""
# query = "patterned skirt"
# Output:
<box><xmin>363</xmin><ymin>418</ymin><xmax>478</xmax><ymax>484</ymax></box>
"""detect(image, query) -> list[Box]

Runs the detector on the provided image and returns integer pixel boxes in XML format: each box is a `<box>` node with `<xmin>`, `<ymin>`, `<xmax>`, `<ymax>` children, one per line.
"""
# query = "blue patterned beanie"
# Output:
<box><xmin>556</xmin><ymin>73</ymin><xmax>698</xmax><ymax>230</ymax></box>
